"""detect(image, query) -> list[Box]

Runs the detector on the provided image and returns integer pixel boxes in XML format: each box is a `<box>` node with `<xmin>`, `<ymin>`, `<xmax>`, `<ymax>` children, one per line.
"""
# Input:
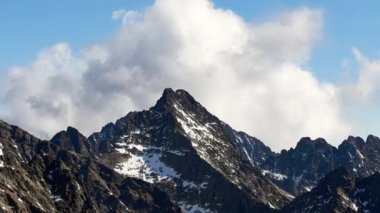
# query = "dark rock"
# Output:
<box><xmin>0</xmin><ymin>120</ymin><xmax>181</xmax><ymax>212</ymax></box>
<box><xmin>282</xmin><ymin>167</ymin><xmax>380</xmax><ymax>212</ymax></box>
<box><xmin>51</xmin><ymin>126</ymin><xmax>92</xmax><ymax>156</ymax></box>
<box><xmin>89</xmin><ymin>88</ymin><xmax>292</xmax><ymax>212</ymax></box>
<box><xmin>260</xmin><ymin>135</ymin><xmax>380</xmax><ymax>196</ymax></box>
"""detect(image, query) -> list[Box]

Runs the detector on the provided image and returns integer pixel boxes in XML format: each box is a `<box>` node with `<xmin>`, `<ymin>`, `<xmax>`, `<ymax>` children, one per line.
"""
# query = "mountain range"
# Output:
<box><xmin>0</xmin><ymin>88</ymin><xmax>379</xmax><ymax>212</ymax></box>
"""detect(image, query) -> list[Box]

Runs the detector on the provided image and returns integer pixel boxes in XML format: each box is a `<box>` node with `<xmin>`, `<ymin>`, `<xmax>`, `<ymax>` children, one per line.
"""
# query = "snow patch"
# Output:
<box><xmin>356</xmin><ymin>150</ymin><xmax>365</xmax><ymax>159</ymax></box>
<box><xmin>0</xmin><ymin>143</ymin><xmax>4</xmax><ymax>167</ymax></box>
<box><xmin>261</xmin><ymin>170</ymin><xmax>288</xmax><ymax>181</ymax></box>
<box><xmin>268</xmin><ymin>202</ymin><xmax>276</xmax><ymax>209</ymax></box>
<box><xmin>182</xmin><ymin>181</ymin><xmax>208</xmax><ymax>192</ymax></box>
<box><xmin>115</xmin><ymin>148</ymin><xmax>127</xmax><ymax>154</ymax></box>
<box><xmin>172</xmin><ymin>103</ymin><xmax>232</xmax><ymax>175</ymax></box>
<box><xmin>304</xmin><ymin>186</ymin><xmax>312</xmax><ymax>192</ymax></box>
<box><xmin>130</xmin><ymin>130</ymin><xmax>141</xmax><ymax>135</ymax></box>
<box><xmin>50</xmin><ymin>195</ymin><xmax>63</xmax><ymax>202</ymax></box>
<box><xmin>352</xmin><ymin>203</ymin><xmax>359</xmax><ymax>211</ymax></box>
<box><xmin>114</xmin><ymin>151</ymin><xmax>180</xmax><ymax>183</ymax></box>
<box><xmin>174</xmin><ymin>103</ymin><xmax>217</xmax><ymax>143</ymax></box>
<box><xmin>178</xmin><ymin>201</ymin><xmax>213</xmax><ymax>213</ymax></box>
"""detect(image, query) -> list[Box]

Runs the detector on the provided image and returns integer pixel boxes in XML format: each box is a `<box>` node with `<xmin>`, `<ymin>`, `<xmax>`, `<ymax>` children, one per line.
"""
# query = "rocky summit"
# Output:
<box><xmin>0</xmin><ymin>88</ymin><xmax>380</xmax><ymax>213</ymax></box>
<box><xmin>88</xmin><ymin>88</ymin><xmax>291</xmax><ymax>212</ymax></box>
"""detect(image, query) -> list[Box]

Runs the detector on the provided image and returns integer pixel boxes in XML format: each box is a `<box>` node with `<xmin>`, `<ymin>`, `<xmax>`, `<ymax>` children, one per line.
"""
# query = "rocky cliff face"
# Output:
<box><xmin>221</xmin><ymin>124</ymin><xmax>275</xmax><ymax>167</ymax></box>
<box><xmin>89</xmin><ymin>88</ymin><xmax>292</xmax><ymax>212</ymax></box>
<box><xmin>51</xmin><ymin>126</ymin><xmax>93</xmax><ymax>156</ymax></box>
<box><xmin>0</xmin><ymin>120</ymin><xmax>181</xmax><ymax>212</ymax></box>
<box><xmin>282</xmin><ymin>167</ymin><xmax>380</xmax><ymax>213</ymax></box>
<box><xmin>259</xmin><ymin>136</ymin><xmax>380</xmax><ymax>196</ymax></box>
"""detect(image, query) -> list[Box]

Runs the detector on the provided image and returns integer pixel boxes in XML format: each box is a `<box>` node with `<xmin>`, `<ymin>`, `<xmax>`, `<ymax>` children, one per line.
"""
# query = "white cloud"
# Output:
<box><xmin>348</xmin><ymin>48</ymin><xmax>380</xmax><ymax>101</ymax></box>
<box><xmin>0</xmin><ymin>0</ymin><xmax>351</xmax><ymax>151</ymax></box>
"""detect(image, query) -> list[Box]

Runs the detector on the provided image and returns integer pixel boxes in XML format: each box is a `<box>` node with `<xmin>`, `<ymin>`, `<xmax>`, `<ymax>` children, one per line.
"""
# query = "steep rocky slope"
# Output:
<box><xmin>260</xmin><ymin>136</ymin><xmax>380</xmax><ymax>196</ymax></box>
<box><xmin>221</xmin><ymin>124</ymin><xmax>275</xmax><ymax>166</ymax></box>
<box><xmin>89</xmin><ymin>88</ymin><xmax>292</xmax><ymax>212</ymax></box>
<box><xmin>282</xmin><ymin>167</ymin><xmax>380</xmax><ymax>213</ymax></box>
<box><xmin>0</xmin><ymin>120</ymin><xmax>181</xmax><ymax>212</ymax></box>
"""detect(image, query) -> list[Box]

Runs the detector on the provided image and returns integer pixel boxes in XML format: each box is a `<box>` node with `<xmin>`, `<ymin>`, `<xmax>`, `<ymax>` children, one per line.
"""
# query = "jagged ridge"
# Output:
<box><xmin>89</xmin><ymin>88</ymin><xmax>292</xmax><ymax>212</ymax></box>
<box><xmin>0</xmin><ymin>120</ymin><xmax>181</xmax><ymax>212</ymax></box>
<box><xmin>282</xmin><ymin>167</ymin><xmax>380</xmax><ymax>212</ymax></box>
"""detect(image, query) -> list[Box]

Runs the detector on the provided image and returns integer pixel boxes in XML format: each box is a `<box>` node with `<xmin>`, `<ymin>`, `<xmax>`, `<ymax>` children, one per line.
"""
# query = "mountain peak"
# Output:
<box><xmin>66</xmin><ymin>126</ymin><xmax>81</xmax><ymax>135</ymax></box>
<box><xmin>295</xmin><ymin>137</ymin><xmax>331</xmax><ymax>151</ymax></box>
<box><xmin>366</xmin><ymin>134</ymin><xmax>380</xmax><ymax>144</ymax></box>
<box><xmin>88</xmin><ymin>88</ymin><xmax>292</xmax><ymax>211</ymax></box>
<box><xmin>162</xmin><ymin>87</ymin><xmax>176</xmax><ymax>98</ymax></box>
<box><xmin>51</xmin><ymin>126</ymin><xmax>92</xmax><ymax>155</ymax></box>
<box><xmin>339</xmin><ymin>136</ymin><xmax>366</xmax><ymax>150</ymax></box>
<box><xmin>153</xmin><ymin>88</ymin><xmax>200</xmax><ymax>112</ymax></box>
<box><xmin>161</xmin><ymin>88</ymin><xmax>192</xmax><ymax>97</ymax></box>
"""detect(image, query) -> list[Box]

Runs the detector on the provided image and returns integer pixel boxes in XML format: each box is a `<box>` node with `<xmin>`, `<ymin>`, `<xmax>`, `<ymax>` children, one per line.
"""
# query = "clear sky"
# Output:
<box><xmin>1</xmin><ymin>0</ymin><xmax>380</xmax><ymax>151</ymax></box>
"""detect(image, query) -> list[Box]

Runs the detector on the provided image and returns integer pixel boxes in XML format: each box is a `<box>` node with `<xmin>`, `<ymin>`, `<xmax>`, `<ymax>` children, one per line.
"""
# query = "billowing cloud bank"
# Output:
<box><xmin>1</xmin><ymin>0</ymin><xmax>354</xmax><ymax>151</ymax></box>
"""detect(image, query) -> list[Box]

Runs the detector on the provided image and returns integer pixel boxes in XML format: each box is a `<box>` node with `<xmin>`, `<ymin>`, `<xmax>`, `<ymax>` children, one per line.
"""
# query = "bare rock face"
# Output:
<box><xmin>50</xmin><ymin>126</ymin><xmax>93</xmax><ymax>156</ymax></box>
<box><xmin>259</xmin><ymin>135</ymin><xmax>380</xmax><ymax>196</ymax></box>
<box><xmin>89</xmin><ymin>88</ymin><xmax>292</xmax><ymax>212</ymax></box>
<box><xmin>0</xmin><ymin>120</ymin><xmax>181</xmax><ymax>212</ymax></box>
<box><xmin>282</xmin><ymin>167</ymin><xmax>380</xmax><ymax>213</ymax></box>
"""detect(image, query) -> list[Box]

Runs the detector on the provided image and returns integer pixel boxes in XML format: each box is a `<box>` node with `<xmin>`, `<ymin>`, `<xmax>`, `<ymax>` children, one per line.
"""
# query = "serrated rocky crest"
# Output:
<box><xmin>281</xmin><ymin>167</ymin><xmax>380</xmax><ymax>212</ymax></box>
<box><xmin>259</xmin><ymin>135</ymin><xmax>380</xmax><ymax>196</ymax></box>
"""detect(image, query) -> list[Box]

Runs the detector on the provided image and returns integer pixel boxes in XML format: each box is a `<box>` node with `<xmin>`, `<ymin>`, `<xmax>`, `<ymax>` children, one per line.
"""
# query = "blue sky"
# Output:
<box><xmin>0</xmin><ymin>0</ymin><xmax>151</xmax><ymax>70</ymax></box>
<box><xmin>1</xmin><ymin>0</ymin><xmax>380</xmax><ymax>150</ymax></box>
<box><xmin>1</xmin><ymin>0</ymin><xmax>380</xmax><ymax>82</ymax></box>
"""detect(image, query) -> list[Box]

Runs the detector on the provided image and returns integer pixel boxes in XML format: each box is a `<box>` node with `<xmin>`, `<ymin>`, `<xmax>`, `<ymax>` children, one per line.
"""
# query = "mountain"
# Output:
<box><xmin>259</xmin><ymin>136</ymin><xmax>380</xmax><ymax>196</ymax></box>
<box><xmin>51</xmin><ymin>126</ymin><xmax>93</xmax><ymax>156</ymax></box>
<box><xmin>337</xmin><ymin>135</ymin><xmax>380</xmax><ymax>176</ymax></box>
<box><xmin>0</xmin><ymin>120</ymin><xmax>181</xmax><ymax>212</ymax></box>
<box><xmin>221</xmin><ymin>124</ymin><xmax>275</xmax><ymax>166</ymax></box>
<box><xmin>260</xmin><ymin>137</ymin><xmax>337</xmax><ymax>195</ymax></box>
<box><xmin>2</xmin><ymin>87</ymin><xmax>380</xmax><ymax>213</ymax></box>
<box><xmin>89</xmin><ymin>88</ymin><xmax>292</xmax><ymax>212</ymax></box>
<box><xmin>282</xmin><ymin>167</ymin><xmax>380</xmax><ymax>212</ymax></box>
